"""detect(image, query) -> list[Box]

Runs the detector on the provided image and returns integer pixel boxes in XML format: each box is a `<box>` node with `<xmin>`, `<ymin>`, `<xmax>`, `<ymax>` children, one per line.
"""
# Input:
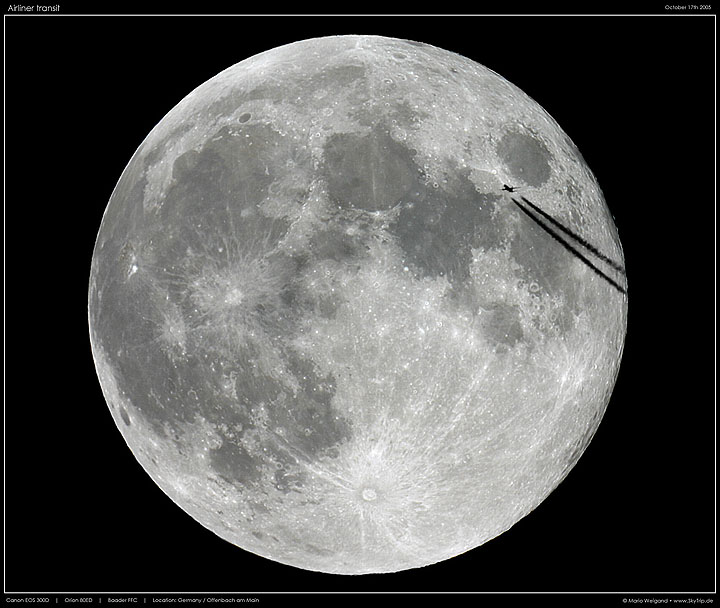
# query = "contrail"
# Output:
<box><xmin>519</xmin><ymin>196</ymin><xmax>626</xmax><ymax>275</ymax></box>
<box><xmin>510</xmin><ymin>197</ymin><xmax>627</xmax><ymax>296</ymax></box>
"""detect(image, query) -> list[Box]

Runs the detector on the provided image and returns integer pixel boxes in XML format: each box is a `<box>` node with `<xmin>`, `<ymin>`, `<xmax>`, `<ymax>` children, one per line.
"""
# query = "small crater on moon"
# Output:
<box><xmin>119</xmin><ymin>407</ymin><xmax>131</xmax><ymax>426</ymax></box>
<box><xmin>362</xmin><ymin>488</ymin><xmax>378</xmax><ymax>502</ymax></box>
<box><xmin>238</xmin><ymin>112</ymin><xmax>252</xmax><ymax>123</ymax></box>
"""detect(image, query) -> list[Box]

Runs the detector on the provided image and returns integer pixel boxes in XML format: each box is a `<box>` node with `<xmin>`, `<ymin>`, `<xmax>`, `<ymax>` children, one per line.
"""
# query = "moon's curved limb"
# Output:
<box><xmin>88</xmin><ymin>35</ymin><xmax>627</xmax><ymax>574</ymax></box>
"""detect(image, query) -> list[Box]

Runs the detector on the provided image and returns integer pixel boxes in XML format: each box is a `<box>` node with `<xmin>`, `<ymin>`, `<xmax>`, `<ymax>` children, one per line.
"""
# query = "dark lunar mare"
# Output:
<box><xmin>91</xmin><ymin>121</ymin><xmax>354</xmax><ymax>491</ymax></box>
<box><xmin>321</xmin><ymin>126</ymin><xmax>508</xmax><ymax>288</ymax></box>
<box><xmin>496</xmin><ymin>130</ymin><xmax>552</xmax><ymax>187</ymax></box>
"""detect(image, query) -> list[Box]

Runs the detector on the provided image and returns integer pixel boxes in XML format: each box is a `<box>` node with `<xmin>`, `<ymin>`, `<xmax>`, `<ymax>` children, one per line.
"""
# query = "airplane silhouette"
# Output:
<box><xmin>502</xmin><ymin>184</ymin><xmax>519</xmax><ymax>193</ymax></box>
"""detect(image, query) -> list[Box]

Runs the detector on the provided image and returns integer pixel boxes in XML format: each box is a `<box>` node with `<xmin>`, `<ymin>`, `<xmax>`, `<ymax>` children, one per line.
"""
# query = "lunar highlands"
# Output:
<box><xmin>88</xmin><ymin>36</ymin><xmax>627</xmax><ymax>574</ymax></box>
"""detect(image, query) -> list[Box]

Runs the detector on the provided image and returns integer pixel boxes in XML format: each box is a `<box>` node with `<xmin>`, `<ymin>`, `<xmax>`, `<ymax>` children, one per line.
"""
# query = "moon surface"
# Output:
<box><xmin>88</xmin><ymin>35</ymin><xmax>627</xmax><ymax>575</ymax></box>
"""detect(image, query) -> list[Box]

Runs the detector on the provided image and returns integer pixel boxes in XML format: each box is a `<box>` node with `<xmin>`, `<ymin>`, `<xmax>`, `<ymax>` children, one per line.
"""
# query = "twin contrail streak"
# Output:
<box><xmin>518</xmin><ymin>196</ymin><xmax>626</xmax><ymax>275</ymax></box>
<box><xmin>510</xmin><ymin>196</ymin><xmax>627</xmax><ymax>296</ymax></box>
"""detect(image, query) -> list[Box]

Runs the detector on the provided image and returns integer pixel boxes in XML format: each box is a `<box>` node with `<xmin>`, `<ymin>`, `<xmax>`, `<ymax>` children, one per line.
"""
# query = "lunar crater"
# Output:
<box><xmin>362</xmin><ymin>488</ymin><xmax>379</xmax><ymax>502</ymax></box>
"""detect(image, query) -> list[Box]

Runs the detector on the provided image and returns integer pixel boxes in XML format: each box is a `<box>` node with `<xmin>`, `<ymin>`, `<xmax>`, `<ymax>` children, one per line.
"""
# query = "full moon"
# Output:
<box><xmin>88</xmin><ymin>35</ymin><xmax>627</xmax><ymax>575</ymax></box>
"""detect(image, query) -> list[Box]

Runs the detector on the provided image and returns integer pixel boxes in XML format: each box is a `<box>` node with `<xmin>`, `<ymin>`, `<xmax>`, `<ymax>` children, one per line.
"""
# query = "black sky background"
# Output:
<box><xmin>4</xmin><ymin>12</ymin><xmax>716</xmax><ymax>596</ymax></box>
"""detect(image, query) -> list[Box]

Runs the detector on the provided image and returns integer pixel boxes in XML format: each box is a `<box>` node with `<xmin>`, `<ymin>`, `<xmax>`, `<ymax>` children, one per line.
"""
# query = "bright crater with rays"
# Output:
<box><xmin>88</xmin><ymin>35</ymin><xmax>627</xmax><ymax>574</ymax></box>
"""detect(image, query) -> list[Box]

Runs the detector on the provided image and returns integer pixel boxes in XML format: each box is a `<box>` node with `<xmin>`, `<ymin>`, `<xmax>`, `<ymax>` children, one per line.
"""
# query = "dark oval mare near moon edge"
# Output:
<box><xmin>88</xmin><ymin>35</ymin><xmax>627</xmax><ymax>575</ymax></box>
